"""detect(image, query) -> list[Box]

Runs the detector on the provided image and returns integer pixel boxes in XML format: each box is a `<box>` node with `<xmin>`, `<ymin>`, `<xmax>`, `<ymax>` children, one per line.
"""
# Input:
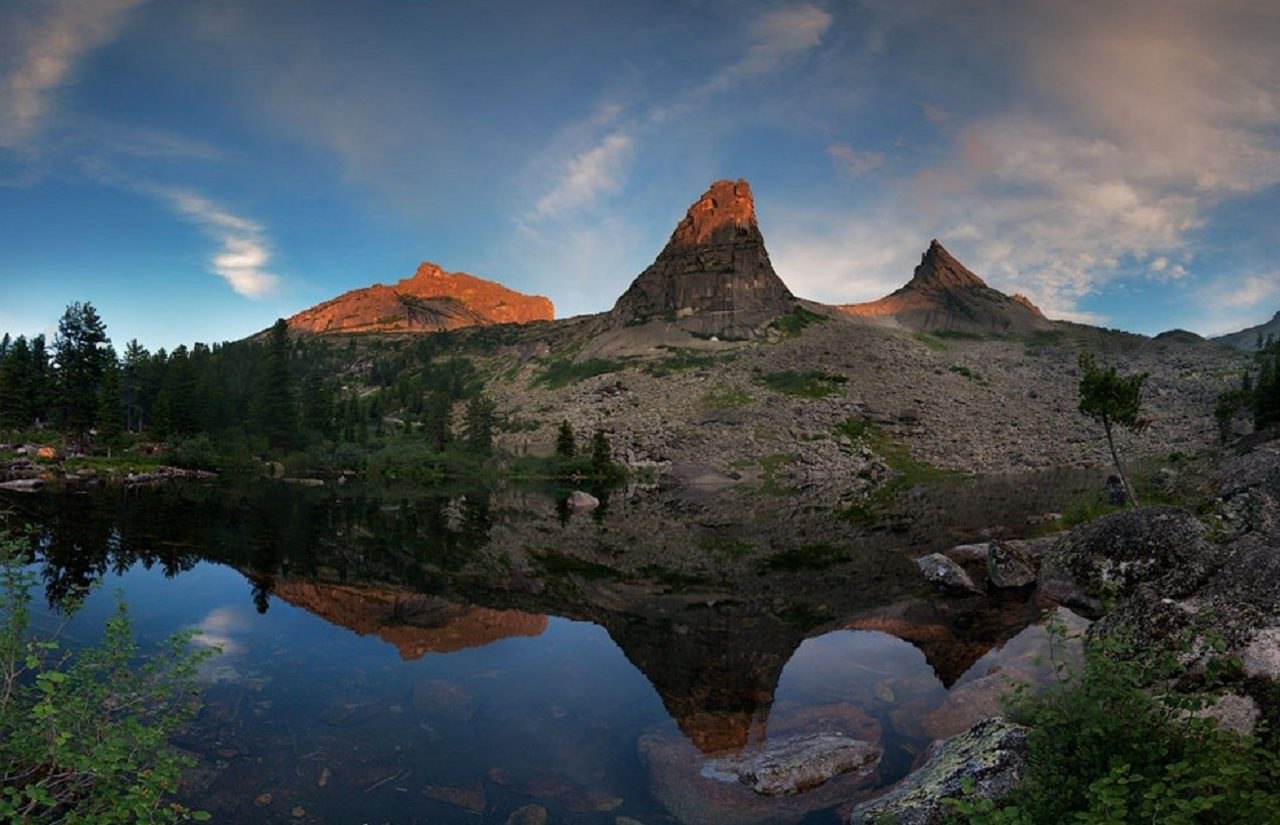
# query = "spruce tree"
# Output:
<box><xmin>0</xmin><ymin>336</ymin><xmax>33</xmax><ymax>432</ymax></box>
<box><xmin>555</xmin><ymin>420</ymin><xmax>576</xmax><ymax>457</ymax></box>
<box><xmin>466</xmin><ymin>394</ymin><xmax>496</xmax><ymax>454</ymax></box>
<box><xmin>253</xmin><ymin>319</ymin><xmax>298</xmax><ymax>451</ymax></box>
<box><xmin>96</xmin><ymin>357</ymin><xmax>125</xmax><ymax>454</ymax></box>
<box><xmin>53</xmin><ymin>302</ymin><xmax>111</xmax><ymax>450</ymax></box>
<box><xmin>590</xmin><ymin>428</ymin><xmax>612</xmax><ymax>477</ymax></box>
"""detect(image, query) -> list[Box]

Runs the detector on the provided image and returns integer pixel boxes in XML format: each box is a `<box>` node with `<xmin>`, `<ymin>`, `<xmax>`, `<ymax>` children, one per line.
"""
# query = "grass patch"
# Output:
<box><xmin>768</xmin><ymin>306</ymin><xmax>827</xmax><ymax>338</ymax></box>
<box><xmin>914</xmin><ymin>332</ymin><xmax>948</xmax><ymax>351</ymax></box>
<box><xmin>949</xmin><ymin>364</ymin><xmax>985</xmax><ymax>383</ymax></box>
<box><xmin>532</xmin><ymin>550</ymin><xmax>615</xmax><ymax>580</ymax></box>
<box><xmin>643</xmin><ymin>349</ymin><xmax>732</xmax><ymax>377</ymax></box>
<box><xmin>701</xmin><ymin>386</ymin><xmax>754</xmax><ymax>410</ymax></box>
<box><xmin>699</xmin><ymin>537</ymin><xmax>756</xmax><ymax>559</ymax></box>
<box><xmin>834</xmin><ymin>417</ymin><xmax>952</xmax><ymax>523</ymax></box>
<box><xmin>758</xmin><ymin>369</ymin><xmax>848</xmax><ymax>399</ymax></box>
<box><xmin>532</xmin><ymin>357</ymin><xmax>626</xmax><ymax>390</ymax></box>
<box><xmin>63</xmin><ymin>453</ymin><xmax>167</xmax><ymax>476</ymax></box>
<box><xmin>759</xmin><ymin>453</ymin><xmax>793</xmax><ymax>495</ymax></box>
<box><xmin>759</xmin><ymin>542</ymin><xmax>848</xmax><ymax>573</ymax></box>
<box><xmin>935</xmin><ymin>330</ymin><xmax>986</xmax><ymax>340</ymax></box>
<box><xmin>1024</xmin><ymin>328</ymin><xmax>1067</xmax><ymax>355</ymax></box>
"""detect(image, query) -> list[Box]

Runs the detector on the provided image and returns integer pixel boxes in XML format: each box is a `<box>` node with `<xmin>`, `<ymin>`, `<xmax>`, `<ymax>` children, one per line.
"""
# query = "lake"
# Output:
<box><xmin>1</xmin><ymin>471</ymin><xmax>1098</xmax><ymax>824</ymax></box>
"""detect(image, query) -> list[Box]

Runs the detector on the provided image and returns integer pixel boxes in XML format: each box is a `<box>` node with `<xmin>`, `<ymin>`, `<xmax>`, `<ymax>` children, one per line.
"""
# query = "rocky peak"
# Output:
<box><xmin>287</xmin><ymin>262</ymin><xmax>554</xmax><ymax>335</ymax></box>
<box><xmin>610</xmin><ymin>178</ymin><xmax>795</xmax><ymax>339</ymax></box>
<box><xmin>909</xmin><ymin>240</ymin><xmax>989</xmax><ymax>291</ymax></box>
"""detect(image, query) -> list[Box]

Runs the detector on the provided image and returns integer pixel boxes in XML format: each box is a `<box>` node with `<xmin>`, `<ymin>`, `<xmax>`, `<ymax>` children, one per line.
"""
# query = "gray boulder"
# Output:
<box><xmin>986</xmin><ymin>540</ymin><xmax>1036</xmax><ymax>588</ymax></box>
<box><xmin>915</xmin><ymin>553</ymin><xmax>982</xmax><ymax>595</ymax></box>
<box><xmin>566</xmin><ymin>490</ymin><xmax>600</xmax><ymax>511</ymax></box>
<box><xmin>703</xmin><ymin>732</ymin><xmax>881</xmax><ymax>797</ymax></box>
<box><xmin>849</xmin><ymin>718</ymin><xmax>1029</xmax><ymax>825</ymax></box>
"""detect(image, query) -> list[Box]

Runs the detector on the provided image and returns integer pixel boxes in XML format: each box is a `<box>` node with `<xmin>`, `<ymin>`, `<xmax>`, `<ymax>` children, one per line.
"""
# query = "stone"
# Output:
<box><xmin>0</xmin><ymin>478</ymin><xmax>43</xmax><ymax>492</ymax></box>
<box><xmin>986</xmin><ymin>540</ymin><xmax>1036</xmax><ymax>588</ymax></box>
<box><xmin>943</xmin><ymin>542</ymin><xmax>990</xmax><ymax>563</ymax></box>
<box><xmin>849</xmin><ymin>717</ymin><xmax>1029</xmax><ymax>825</ymax></box>
<box><xmin>254</xmin><ymin>793</ymin><xmax>272</xmax><ymax>807</ymax></box>
<box><xmin>702</xmin><ymin>732</ymin><xmax>881</xmax><ymax>797</ymax></box>
<box><xmin>1242</xmin><ymin>626</ymin><xmax>1280</xmax><ymax>680</ymax></box>
<box><xmin>566</xmin><ymin>490</ymin><xmax>600</xmax><ymax>511</ymax></box>
<box><xmin>836</xmin><ymin>240</ymin><xmax>1052</xmax><ymax>335</ymax></box>
<box><xmin>610</xmin><ymin>179</ymin><xmax>795</xmax><ymax>339</ymax></box>
<box><xmin>1038</xmin><ymin>507</ymin><xmax>1217</xmax><ymax>612</ymax></box>
<box><xmin>288</xmin><ymin>261</ymin><xmax>553</xmax><ymax>334</ymax></box>
<box><xmin>506</xmin><ymin>804</ymin><xmax>549</xmax><ymax>825</ymax></box>
<box><xmin>422</xmin><ymin>782</ymin><xmax>486</xmax><ymax>813</ymax></box>
<box><xmin>915</xmin><ymin>553</ymin><xmax>982</xmax><ymax>595</ymax></box>
<box><xmin>291</xmin><ymin>806</ymin><xmax>306</xmax><ymax>819</ymax></box>
<box><xmin>1195</xmin><ymin>693</ymin><xmax>1261</xmax><ymax>736</ymax></box>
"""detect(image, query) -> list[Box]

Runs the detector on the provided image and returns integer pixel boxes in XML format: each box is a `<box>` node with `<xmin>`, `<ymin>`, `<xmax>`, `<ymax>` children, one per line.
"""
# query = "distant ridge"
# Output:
<box><xmin>1213</xmin><ymin>310</ymin><xmax>1280</xmax><ymax>351</ymax></box>
<box><xmin>835</xmin><ymin>240</ymin><xmax>1052</xmax><ymax>335</ymax></box>
<box><xmin>287</xmin><ymin>262</ymin><xmax>554</xmax><ymax>335</ymax></box>
<box><xmin>610</xmin><ymin>179</ymin><xmax>796</xmax><ymax>339</ymax></box>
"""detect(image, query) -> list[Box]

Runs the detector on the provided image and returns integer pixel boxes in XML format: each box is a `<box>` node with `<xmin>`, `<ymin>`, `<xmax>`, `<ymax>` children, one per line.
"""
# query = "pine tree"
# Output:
<box><xmin>122</xmin><ymin>340</ymin><xmax>149</xmax><ymax>432</ymax></box>
<box><xmin>422</xmin><ymin>391</ymin><xmax>452</xmax><ymax>451</ymax></box>
<box><xmin>252</xmin><ymin>319</ymin><xmax>298</xmax><ymax>451</ymax></box>
<box><xmin>1078</xmin><ymin>351</ymin><xmax>1149</xmax><ymax>507</ymax></box>
<box><xmin>0</xmin><ymin>336</ymin><xmax>33</xmax><ymax>432</ymax></box>
<box><xmin>466</xmin><ymin>394</ymin><xmax>496</xmax><ymax>454</ymax></box>
<box><xmin>555</xmin><ymin>420</ymin><xmax>576</xmax><ymax>458</ymax></box>
<box><xmin>96</xmin><ymin>355</ymin><xmax>125</xmax><ymax>454</ymax></box>
<box><xmin>53</xmin><ymin>302</ymin><xmax>111</xmax><ymax>450</ymax></box>
<box><xmin>590</xmin><ymin>428</ymin><xmax>612</xmax><ymax>477</ymax></box>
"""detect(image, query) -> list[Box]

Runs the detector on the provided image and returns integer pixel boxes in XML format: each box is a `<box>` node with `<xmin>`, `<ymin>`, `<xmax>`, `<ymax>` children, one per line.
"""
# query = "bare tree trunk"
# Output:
<box><xmin>1103</xmin><ymin>417</ymin><xmax>1138</xmax><ymax>507</ymax></box>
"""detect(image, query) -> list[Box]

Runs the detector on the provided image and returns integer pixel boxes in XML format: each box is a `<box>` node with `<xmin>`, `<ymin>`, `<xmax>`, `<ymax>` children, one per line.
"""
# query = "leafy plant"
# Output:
<box><xmin>757</xmin><ymin>369</ymin><xmax>847</xmax><ymax>399</ymax></box>
<box><xmin>1077</xmin><ymin>351</ymin><xmax>1149</xmax><ymax>507</ymax></box>
<box><xmin>0</xmin><ymin>531</ymin><xmax>215</xmax><ymax>823</ymax></box>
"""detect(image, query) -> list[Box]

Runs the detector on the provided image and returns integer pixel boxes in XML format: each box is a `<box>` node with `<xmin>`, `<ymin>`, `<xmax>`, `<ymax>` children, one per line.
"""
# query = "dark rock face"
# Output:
<box><xmin>610</xmin><ymin>179</ymin><xmax>795</xmax><ymax>339</ymax></box>
<box><xmin>848</xmin><ymin>717</ymin><xmax>1029</xmax><ymax>825</ymax></box>
<box><xmin>837</xmin><ymin>240</ymin><xmax>1053</xmax><ymax>335</ymax></box>
<box><xmin>1038</xmin><ymin>507</ymin><xmax>1218</xmax><ymax>614</ymax></box>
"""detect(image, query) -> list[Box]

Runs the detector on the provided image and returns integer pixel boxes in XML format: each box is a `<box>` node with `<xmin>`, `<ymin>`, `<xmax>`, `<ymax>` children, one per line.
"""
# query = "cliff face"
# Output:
<box><xmin>837</xmin><ymin>241</ymin><xmax>1052</xmax><ymax>335</ymax></box>
<box><xmin>610</xmin><ymin>179</ymin><xmax>795</xmax><ymax>339</ymax></box>
<box><xmin>287</xmin><ymin>262</ymin><xmax>554</xmax><ymax>334</ymax></box>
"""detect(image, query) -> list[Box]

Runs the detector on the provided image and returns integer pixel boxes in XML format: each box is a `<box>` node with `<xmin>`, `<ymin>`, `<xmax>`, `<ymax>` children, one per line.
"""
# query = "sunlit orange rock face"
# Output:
<box><xmin>611</xmin><ymin>178</ymin><xmax>795</xmax><ymax>338</ymax></box>
<box><xmin>837</xmin><ymin>240</ymin><xmax>1051</xmax><ymax>335</ymax></box>
<box><xmin>287</xmin><ymin>262</ymin><xmax>554</xmax><ymax>334</ymax></box>
<box><xmin>269</xmin><ymin>580</ymin><xmax>548</xmax><ymax>660</ymax></box>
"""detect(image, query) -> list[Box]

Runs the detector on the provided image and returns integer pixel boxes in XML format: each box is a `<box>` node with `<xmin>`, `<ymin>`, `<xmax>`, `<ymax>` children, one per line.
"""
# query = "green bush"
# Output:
<box><xmin>0</xmin><ymin>532</ymin><xmax>214</xmax><ymax>823</ymax></box>
<box><xmin>532</xmin><ymin>358</ymin><xmax>625</xmax><ymax>390</ymax></box>
<box><xmin>947</xmin><ymin>625</ymin><xmax>1280</xmax><ymax>824</ymax></box>
<box><xmin>757</xmin><ymin>370</ymin><xmax>848</xmax><ymax>399</ymax></box>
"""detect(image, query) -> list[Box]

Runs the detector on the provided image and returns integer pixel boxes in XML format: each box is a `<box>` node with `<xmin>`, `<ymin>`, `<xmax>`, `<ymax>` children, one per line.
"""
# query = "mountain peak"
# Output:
<box><xmin>669</xmin><ymin>179</ymin><xmax>758</xmax><ymax>248</ymax></box>
<box><xmin>288</xmin><ymin>262</ymin><xmax>553</xmax><ymax>335</ymax></box>
<box><xmin>910</xmin><ymin>240</ymin><xmax>988</xmax><ymax>290</ymax></box>
<box><xmin>610</xmin><ymin>178</ymin><xmax>794</xmax><ymax>339</ymax></box>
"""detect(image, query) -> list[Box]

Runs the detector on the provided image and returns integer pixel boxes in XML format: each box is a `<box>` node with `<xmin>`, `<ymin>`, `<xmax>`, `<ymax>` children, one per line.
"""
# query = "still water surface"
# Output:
<box><xmin>3</xmin><ymin>473</ymin><xmax>1096</xmax><ymax>824</ymax></box>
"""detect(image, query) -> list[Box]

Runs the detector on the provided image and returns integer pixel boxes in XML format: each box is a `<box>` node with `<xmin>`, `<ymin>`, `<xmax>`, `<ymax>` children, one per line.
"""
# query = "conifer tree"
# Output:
<box><xmin>1078</xmin><ymin>351</ymin><xmax>1148</xmax><ymax>507</ymax></box>
<box><xmin>96</xmin><ymin>356</ymin><xmax>125</xmax><ymax>454</ymax></box>
<box><xmin>555</xmin><ymin>420</ymin><xmax>576</xmax><ymax>458</ymax></box>
<box><xmin>466</xmin><ymin>394</ymin><xmax>496</xmax><ymax>454</ymax></box>
<box><xmin>253</xmin><ymin>319</ymin><xmax>298</xmax><ymax>451</ymax></box>
<box><xmin>0</xmin><ymin>336</ymin><xmax>33</xmax><ymax>431</ymax></box>
<box><xmin>53</xmin><ymin>302</ymin><xmax>111</xmax><ymax>450</ymax></box>
<box><xmin>590</xmin><ymin>428</ymin><xmax>612</xmax><ymax>477</ymax></box>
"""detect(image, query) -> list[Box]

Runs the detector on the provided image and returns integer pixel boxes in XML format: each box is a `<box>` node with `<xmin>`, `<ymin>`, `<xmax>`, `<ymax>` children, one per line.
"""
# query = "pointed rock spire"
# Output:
<box><xmin>909</xmin><ymin>240</ymin><xmax>988</xmax><ymax>290</ymax></box>
<box><xmin>611</xmin><ymin>179</ymin><xmax>795</xmax><ymax>339</ymax></box>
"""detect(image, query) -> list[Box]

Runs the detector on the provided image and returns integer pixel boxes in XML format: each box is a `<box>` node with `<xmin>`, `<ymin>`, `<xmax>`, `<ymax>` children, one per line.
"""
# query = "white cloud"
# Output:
<box><xmin>1190</xmin><ymin>272</ymin><xmax>1280</xmax><ymax>335</ymax></box>
<box><xmin>827</xmin><ymin>143</ymin><xmax>885</xmax><ymax>177</ymax></box>
<box><xmin>700</xmin><ymin>4</ymin><xmax>833</xmax><ymax>95</ymax></box>
<box><xmin>161</xmin><ymin>189</ymin><xmax>280</xmax><ymax>298</ymax></box>
<box><xmin>534</xmin><ymin>131</ymin><xmax>633</xmax><ymax>217</ymax></box>
<box><xmin>0</xmin><ymin>0</ymin><xmax>146</xmax><ymax>148</ymax></box>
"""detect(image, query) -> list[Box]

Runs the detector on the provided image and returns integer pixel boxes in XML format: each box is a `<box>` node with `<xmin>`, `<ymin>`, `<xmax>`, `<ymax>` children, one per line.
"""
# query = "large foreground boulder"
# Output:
<box><xmin>849</xmin><ymin>717</ymin><xmax>1029</xmax><ymax>825</ymax></box>
<box><xmin>1038</xmin><ymin>507</ymin><xmax>1218</xmax><ymax>614</ymax></box>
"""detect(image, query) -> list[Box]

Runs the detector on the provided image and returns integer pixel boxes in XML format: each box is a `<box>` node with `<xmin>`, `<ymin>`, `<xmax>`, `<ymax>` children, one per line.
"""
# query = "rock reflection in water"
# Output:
<box><xmin>2</xmin><ymin>471</ymin><xmax>1097</xmax><ymax>824</ymax></box>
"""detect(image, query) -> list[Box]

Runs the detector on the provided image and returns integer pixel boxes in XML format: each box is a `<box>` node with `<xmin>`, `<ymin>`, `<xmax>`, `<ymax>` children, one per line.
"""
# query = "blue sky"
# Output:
<box><xmin>1</xmin><ymin>0</ymin><xmax>1278</xmax><ymax>350</ymax></box>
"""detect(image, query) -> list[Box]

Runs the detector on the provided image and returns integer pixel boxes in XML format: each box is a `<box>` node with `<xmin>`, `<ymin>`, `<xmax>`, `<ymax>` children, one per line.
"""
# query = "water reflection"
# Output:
<box><xmin>0</xmin><ymin>473</ymin><xmax>1094</xmax><ymax>824</ymax></box>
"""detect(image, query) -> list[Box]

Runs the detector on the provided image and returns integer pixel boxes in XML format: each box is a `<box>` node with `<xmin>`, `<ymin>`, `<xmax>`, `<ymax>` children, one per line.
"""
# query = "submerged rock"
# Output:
<box><xmin>848</xmin><ymin>717</ymin><xmax>1029</xmax><ymax>825</ymax></box>
<box><xmin>915</xmin><ymin>553</ymin><xmax>982</xmax><ymax>595</ymax></box>
<box><xmin>703</xmin><ymin>732</ymin><xmax>881</xmax><ymax>797</ymax></box>
<box><xmin>566</xmin><ymin>490</ymin><xmax>600</xmax><ymax>511</ymax></box>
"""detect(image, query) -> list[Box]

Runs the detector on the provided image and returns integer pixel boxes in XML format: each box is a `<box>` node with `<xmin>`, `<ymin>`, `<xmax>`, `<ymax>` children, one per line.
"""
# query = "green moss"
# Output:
<box><xmin>701</xmin><ymin>386</ymin><xmax>754</xmax><ymax>410</ymax></box>
<box><xmin>768</xmin><ymin>306</ymin><xmax>827</xmax><ymax>338</ymax></box>
<box><xmin>759</xmin><ymin>453</ymin><xmax>794</xmax><ymax>495</ymax></box>
<box><xmin>757</xmin><ymin>369</ymin><xmax>848</xmax><ymax>399</ymax></box>
<box><xmin>834</xmin><ymin>417</ymin><xmax>954</xmax><ymax>523</ymax></box>
<box><xmin>532</xmin><ymin>357</ymin><xmax>626</xmax><ymax>389</ymax></box>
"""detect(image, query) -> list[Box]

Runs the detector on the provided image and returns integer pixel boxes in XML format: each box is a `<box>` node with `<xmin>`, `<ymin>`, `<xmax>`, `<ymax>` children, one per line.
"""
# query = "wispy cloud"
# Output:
<box><xmin>827</xmin><ymin>143</ymin><xmax>884</xmax><ymax>177</ymax></box>
<box><xmin>1190</xmin><ymin>271</ymin><xmax>1280</xmax><ymax>335</ymax></box>
<box><xmin>534</xmin><ymin>131</ymin><xmax>633</xmax><ymax>217</ymax></box>
<box><xmin>0</xmin><ymin>0</ymin><xmax>145</xmax><ymax>149</ymax></box>
<box><xmin>159</xmin><ymin>189</ymin><xmax>280</xmax><ymax>299</ymax></box>
<box><xmin>699</xmin><ymin>4</ymin><xmax>833</xmax><ymax>96</ymax></box>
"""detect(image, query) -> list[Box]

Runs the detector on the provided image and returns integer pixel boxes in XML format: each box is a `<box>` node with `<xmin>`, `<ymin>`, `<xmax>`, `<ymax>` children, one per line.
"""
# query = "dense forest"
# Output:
<box><xmin>0</xmin><ymin>302</ymin><xmax>618</xmax><ymax>482</ymax></box>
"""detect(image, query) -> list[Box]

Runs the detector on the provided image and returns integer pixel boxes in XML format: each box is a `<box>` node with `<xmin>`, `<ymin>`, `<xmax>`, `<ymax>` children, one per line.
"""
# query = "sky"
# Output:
<box><xmin>1</xmin><ymin>0</ymin><xmax>1278</xmax><ymax>350</ymax></box>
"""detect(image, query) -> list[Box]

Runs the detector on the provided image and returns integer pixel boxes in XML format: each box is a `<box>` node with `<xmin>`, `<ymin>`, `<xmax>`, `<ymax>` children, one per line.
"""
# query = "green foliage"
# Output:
<box><xmin>589</xmin><ymin>429</ymin><xmax>614</xmax><ymax>479</ymax></box>
<box><xmin>0</xmin><ymin>531</ymin><xmax>214</xmax><ymax>823</ymax></box>
<box><xmin>555</xmin><ymin>420</ymin><xmax>576</xmax><ymax>458</ymax></box>
<box><xmin>95</xmin><ymin>361</ymin><xmax>125</xmax><ymax>451</ymax></box>
<box><xmin>949</xmin><ymin>364</ymin><xmax>985</xmax><ymax>382</ymax></box>
<box><xmin>642</xmin><ymin>348</ymin><xmax>731</xmax><ymax>377</ymax></box>
<box><xmin>700</xmin><ymin>385</ymin><xmax>754</xmax><ymax>410</ymax></box>
<box><xmin>914</xmin><ymin>332</ymin><xmax>949</xmax><ymax>351</ymax></box>
<box><xmin>465</xmin><ymin>394</ymin><xmax>497</xmax><ymax>455</ymax></box>
<box><xmin>1077</xmin><ymin>352</ymin><xmax>1149</xmax><ymax>507</ymax></box>
<box><xmin>252</xmin><ymin>319</ymin><xmax>298</xmax><ymax>451</ymax></box>
<box><xmin>532</xmin><ymin>358</ymin><xmax>624</xmax><ymax>389</ymax></box>
<box><xmin>768</xmin><ymin>306</ymin><xmax>827</xmax><ymax>338</ymax></box>
<box><xmin>947</xmin><ymin>626</ymin><xmax>1280</xmax><ymax>824</ymax></box>
<box><xmin>759</xmin><ymin>542</ymin><xmax>848</xmax><ymax>572</ymax></box>
<box><xmin>757</xmin><ymin>369</ymin><xmax>848</xmax><ymax>399</ymax></box>
<box><xmin>53</xmin><ymin>302</ymin><xmax>111</xmax><ymax>448</ymax></box>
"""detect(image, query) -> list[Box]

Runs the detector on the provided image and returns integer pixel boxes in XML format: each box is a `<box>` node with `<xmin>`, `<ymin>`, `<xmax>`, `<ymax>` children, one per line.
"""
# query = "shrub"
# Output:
<box><xmin>0</xmin><ymin>531</ymin><xmax>214</xmax><ymax>823</ymax></box>
<box><xmin>757</xmin><ymin>370</ymin><xmax>848</xmax><ymax>399</ymax></box>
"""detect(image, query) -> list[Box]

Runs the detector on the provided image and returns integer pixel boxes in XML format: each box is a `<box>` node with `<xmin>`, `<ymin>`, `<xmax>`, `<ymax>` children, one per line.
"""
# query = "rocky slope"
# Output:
<box><xmin>287</xmin><ymin>262</ymin><xmax>554</xmax><ymax>335</ymax></box>
<box><xmin>836</xmin><ymin>240</ymin><xmax>1052</xmax><ymax>335</ymax></box>
<box><xmin>1214</xmin><ymin>309</ymin><xmax>1280</xmax><ymax>351</ymax></box>
<box><xmin>609</xmin><ymin>179</ymin><xmax>795</xmax><ymax>340</ymax></box>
